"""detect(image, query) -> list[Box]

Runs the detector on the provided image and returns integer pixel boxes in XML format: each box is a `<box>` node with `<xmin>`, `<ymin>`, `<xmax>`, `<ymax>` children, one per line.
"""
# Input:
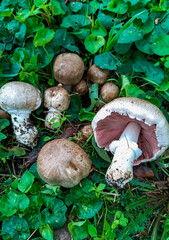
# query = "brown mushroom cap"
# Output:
<box><xmin>44</xmin><ymin>85</ymin><xmax>70</xmax><ymax>112</ymax></box>
<box><xmin>101</xmin><ymin>82</ymin><xmax>119</xmax><ymax>103</ymax></box>
<box><xmin>81</xmin><ymin>125</ymin><xmax>93</xmax><ymax>140</ymax></box>
<box><xmin>92</xmin><ymin>97</ymin><xmax>169</xmax><ymax>165</ymax></box>
<box><xmin>37</xmin><ymin>139</ymin><xmax>92</xmax><ymax>188</ymax></box>
<box><xmin>87</xmin><ymin>64</ymin><xmax>109</xmax><ymax>84</ymax></box>
<box><xmin>0</xmin><ymin>109</ymin><xmax>10</xmax><ymax>119</ymax></box>
<box><xmin>74</xmin><ymin>80</ymin><xmax>88</xmax><ymax>95</ymax></box>
<box><xmin>53</xmin><ymin>53</ymin><xmax>85</xmax><ymax>85</ymax></box>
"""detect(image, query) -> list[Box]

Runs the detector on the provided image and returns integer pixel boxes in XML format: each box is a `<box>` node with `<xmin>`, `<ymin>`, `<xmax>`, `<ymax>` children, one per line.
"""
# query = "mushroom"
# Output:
<box><xmin>100</xmin><ymin>82</ymin><xmax>119</xmax><ymax>103</ymax></box>
<box><xmin>53</xmin><ymin>53</ymin><xmax>85</xmax><ymax>85</ymax></box>
<box><xmin>0</xmin><ymin>81</ymin><xmax>42</xmax><ymax>147</ymax></box>
<box><xmin>44</xmin><ymin>84</ymin><xmax>70</xmax><ymax>129</ymax></box>
<box><xmin>81</xmin><ymin>124</ymin><xmax>93</xmax><ymax>141</ymax></box>
<box><xmin>92</xmin><ymin>97</ymin><xmax>169</xmax><ymax>188</ymax></box>
<box><xmin>0</xmin><ymin>109</ymin><xmax>10</xmax><ymax>119</ymax></box>
<box><xmin>87</xmin><ymin>64</ymin><xmax>109</xmax><ymax>85</ymax></box>
<box><xmin>74</xmin><ymin>80</ymin><xmax>88</xmax><ymax>95</ymax></box>
<box><xmin>37</xmin><ymin>139</ymin><xmax>92</xmax><ymax>188</ymax></box>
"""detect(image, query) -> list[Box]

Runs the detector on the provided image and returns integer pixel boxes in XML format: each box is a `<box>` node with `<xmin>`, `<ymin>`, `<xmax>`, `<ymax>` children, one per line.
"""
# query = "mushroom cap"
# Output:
<box><xmin>101</xmin><ymin>82</ymin><xmax>119</xmax><ymax>103</ymax></box>
<box><xmin>53</xmin><ymin>53</ymin><xmax>85</xmax><ymax>85</ymax></box>
<box><xmin>0</xmin><ymin>81</ymin><xmax>41</xmax><ymax>113</ymax></box>
<box><xmin>44</xmin><ymin>85</ymin><xmax>70</xmax><ymax>111</ymax></box>
<box><xmin>37</xmin><ymin>139</ymin><xmax>92</xmax><ymax>188</ymax></box>
<box><xmin>92</xmin><ymin>97</ymin><xmax>169</xmax><ymax>165</ymax></box>
<box><xmin>87</xmin><ymin>64</ymin><xmax>109</xmax><ymax>84</ymax></box>
<box><xmin>74</xmin><ymin>80</ymin><xmax>88</xmax><ymax>95</ymax></box>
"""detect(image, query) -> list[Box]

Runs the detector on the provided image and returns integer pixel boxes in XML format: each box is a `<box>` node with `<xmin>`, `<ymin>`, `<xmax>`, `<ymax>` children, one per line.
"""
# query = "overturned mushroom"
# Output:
<box><xmin>44</xmin><ymin>84</ymin><xmax>70</xmax><ymax>129</ymax></box>
<box><xmin>37</xmin><ymin>139</ymin><xmax>92</xmax><ymax>188</ymax></box>
<box><xmin>92</xmin><ymin>97</ymin><xmax>169</xmax><ymax>188</ymax></box>
<box><xmin>87</xmin><ymin>64</ymin><xmax>109</xmax><ymax>85</ymax></box>
<box><xmin>0</xmin><ymin>81</ymin><xmax>42</xmax><ymax>147</ymax></box>
<box><xmin>53</xmin><ymin>53</ymin><xmax>85</xmax><ymax>85</ymax></box>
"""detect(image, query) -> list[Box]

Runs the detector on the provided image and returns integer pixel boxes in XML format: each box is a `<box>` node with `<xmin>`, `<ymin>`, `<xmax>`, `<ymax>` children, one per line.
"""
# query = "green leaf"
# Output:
<box><xmin>15</xmin><ymin>9</ymin><xmax>30</xmax><ymax>22</ymax></box>
<box><xmin>125</xmin><ymin>84</ymin><xmax>145</xmax><ymax>97</ymax></box>
<box><xmin>25</xmin><ymin>17</ymin><xmax>44</xmax><ymax>33</ymax></box>
<box><xmin>34</xmin><ymin>0</ymin><xmax>47</xmax><ymax>7</ymax></box>
<box><xmin>70</xmin><ymin>2</ymin><xmax>83</xmax><ymax>12</ymax></box>
<box><xmin>49</xmin><ymin>0</ymin><xmax>65</xmax><ymax>15</ymax></box>
<box><xmin>33</xmin><ymin>29</ymin><xmax>55</xmax><ymax>47</ymax></box>
<box><xmin>49</xmin><ymin>29</ymin><xmax>79</xmax><ymax>53</ymax></box>
<box><xmin>107</xmin><ymin>0</ymin><xmax>128</xmax><ymax>14</ymax></box>
<box><xmin>0</xmin><ymin>8</ymin><xmax>14</xmax><ymax>17</ymax></box>
<box><xmin>88</xmin><ymin>224</ymin><xmax>97</xmax><ymax>237</ymax></box>
<box><xmin>18</xmin><ymin>170</ymin><xmax>35</xmax><ymax>193</ymax></box>
<box><xmin>68</xmin><ymin>221</ymin><xmax>89</xmax><ymax>240</ymax></box>
<box><xmin>91</xmin><ymin>19</ymin><xmax>107</xmax><ymax>37</ymax></box>
<box><xmin>0</xmin><ymin>119</ymin><xmax>10</xmax><ymax>131</ymax></box>
<box><xmin>0</xmin><ymin>132</ymin><xmax>7</xmax><ymax>141</ymax></box>
<box><xmin>39</xmin><ymin>224</ymin><xmax>53</xmax><ymax>240</ymax></box>
<box><xmin>0</xmin><ymin>189</ymin><xmax>30</xmax><ymax>217</ymax></box>
<box><xmin>92</xmin><ymin>137</ymin><xmax>111</xmax><ymax>162</ymax></box>
<box><xmin>67</xmin><ymin>95</ymin><xmax>82</xmax><ymax>122</ymax></box>
<box><xmin>131</xmin><ymin>8</ymin><xmax>148</xmax><ymax>23</ymax></box>
<box><xmin>84</xmin><ymin>34</ymin><xmax>105</xmax><ymax>54</ymax></box>
<box><xmin>24</xmin><ymin>206</ymin><xmax>43</xmax><ymax>229</ymax></box>
<box><xmin>61</xmin><ymin>15</ymin><xmax>91</xmax><ymax>30</ymax></box>
<box><xmin>79</xmin><ymin>108</ymin><xmax>95</xmax><ymax>121</ymax></box>
<box><xmin>12</xmin><ymin>147</ymin><xmax>26</xmax><ymax>157</ymax></box>
<box><xmin>2</xmin><ymin>216</ymin><xmax>30</xmax><ymax>240</ymax></box>
<box><xmin>42</xmin><ymin>195</ymin><xmax>67</xmax><ymax>229</ymax></box>
<box><xmin>118</xmin><ymin>24</ymin><xmax>144</xmax><ymax>44</ymax></box>
<box><xmin>12</xmin><ymin>48</ymin><xmax>25</xmax><ymax>64</ymax></box>
<box><xmin>94</xmin><ymin>52</ymin><xmax>121</xmax><ymax>70</ymax></box>
<box><xmin>152</xmin><ymin>35</ymin><xmax>169</xmax><ymax>56</ymax></box>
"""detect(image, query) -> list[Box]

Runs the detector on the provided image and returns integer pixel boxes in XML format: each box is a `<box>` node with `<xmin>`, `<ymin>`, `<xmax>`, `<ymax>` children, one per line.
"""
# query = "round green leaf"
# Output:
<box><xmin>94</xmin><ymin>52</ymin><xmax>121</xmax><ymax>70</ymax></box>
<box><xmin>84</xmin><ymin>34</ymin><xmax>105</xmax><ymax>54</ymax></box>
<box><xmin>33</xmin><ymin>29</ymin><xmax>55</xmax><ymax>47</ymax></box>
<box><xmin>2</xmin><ymin>216</ymin><xmax>30</xmax><ymax>240</ymax></box>
<box><xmin>152</xmin><ymin>35</ymin><xmax>169</xmax><ymax>56</ymax></box>
<box><xmin>18</xmin><ymin>170</ymin><xmax>35</xmax><ymax>193</ymax></box>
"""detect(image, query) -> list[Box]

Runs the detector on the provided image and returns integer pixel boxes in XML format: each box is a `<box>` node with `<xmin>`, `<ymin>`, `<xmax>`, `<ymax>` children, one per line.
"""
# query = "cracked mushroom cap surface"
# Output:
<box><xmin>0</xmin><ymin>81</ymin><xmax>41</xmax><ymax>113</ymax></box>
<box><xmin>92</xmin><ymin>97</ymin><xmax>169</xmax><ymax>165</ymax></box>
<box><xmin>37</xmin><ymin>139</ymin><xmax>92</xmax><ymax>188</ymax></box>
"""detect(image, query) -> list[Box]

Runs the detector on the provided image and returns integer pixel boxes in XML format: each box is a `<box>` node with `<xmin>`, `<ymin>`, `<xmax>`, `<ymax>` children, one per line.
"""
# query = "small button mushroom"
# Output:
<box><xmin>101</xmin><ymin>82</ymin><xmax>119</xmax><ymax>103</ymax></box>
<box><xmin>53</xmin><ymin>53</ymin><xmax>85</xmax><ymax>85</ymax></box>
<box><xmin>37</xmin><ymin>139</ymin><xmax>92</xmax><ymax>188</ymax></box>
<box><xmin>81</xmin><ymin>124</ymin><xmax>93</xmax><ymax>141</ymax></box>
<box><xmin>87</xmin><ymin>64</ymin><xmax>109</xmax><ymax>85</ymax></box>
<box><xmin>44</xmin><ymin>84</ymin><xmax>70</xmax><ymax>129</ymax></box>
<box><xmin>0</xmin><ymin>81</ymin><xmax>42</xmax><ymax>147</ymax></box>
<box><xmin>74</xmin><ymin>80</ymin><xmax>88</xmax><ymax>95</ymax></box>
<box><xmin>92</xmin><ymin>97</ymin><xmax>169</xmax><ymax>188</ymax></box>
<box><xmin>0</xmin><ymin>109</ymin><xmax>10</xmax><ymax>119</ymax></box>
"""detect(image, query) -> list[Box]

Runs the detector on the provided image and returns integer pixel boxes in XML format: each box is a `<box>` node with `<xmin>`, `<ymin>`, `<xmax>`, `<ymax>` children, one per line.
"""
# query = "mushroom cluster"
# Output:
<box><xmin>92</xmin><ymin>97</ymin><xmax>169</xmax><ymax>188</ymax></box>
<box><xmin>37</xmin><ymin>139</ymin><xmax>92</xmax><ymax>188</ymax></box>
<box><xmin>0</xmin><ymin>81</ymin><xmax>42</xmax><ymax>147</ymax></box>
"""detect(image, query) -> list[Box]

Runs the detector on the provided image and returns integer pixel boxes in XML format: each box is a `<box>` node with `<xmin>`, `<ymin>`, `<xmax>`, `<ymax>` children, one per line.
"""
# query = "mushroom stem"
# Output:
<box><xmin>106</xmin><ymin>122</ymin><xmax>142</xmax><ymax>188</ymax></box>
<box><xmin>10</xmin><ymin>111</ymin><xmax>39</xmax><ymax>147</ymax></box>
<box><xmin>45</xmin><ymin>107</ymin><xmax>61</xmax><ymax>129</ymax></box>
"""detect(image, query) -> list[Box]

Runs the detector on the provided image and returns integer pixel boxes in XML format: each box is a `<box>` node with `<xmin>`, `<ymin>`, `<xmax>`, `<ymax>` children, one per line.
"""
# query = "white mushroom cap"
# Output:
<box><xmin>0</xmin><ymin>81</ymin><xmax>41</xmax><ymax>113</ymax></box>
<box><xmin>92</xmin><ymin>97</ymin><xmax>169</xmax><ymax>164</ymax></box>
<box><xmin>44</xmin><ymin>85</ymin><xmax>70</xmax><ymax>112</ymax></box>
<box><xmin>37</xmin><ymin>139</ymin><xmax>92</xmax><ymax>188</ymax></box>
<box><xmin>53</xmin><ymin>53</ymin><xmax>85</xmax><ymax>85</ymax></box>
